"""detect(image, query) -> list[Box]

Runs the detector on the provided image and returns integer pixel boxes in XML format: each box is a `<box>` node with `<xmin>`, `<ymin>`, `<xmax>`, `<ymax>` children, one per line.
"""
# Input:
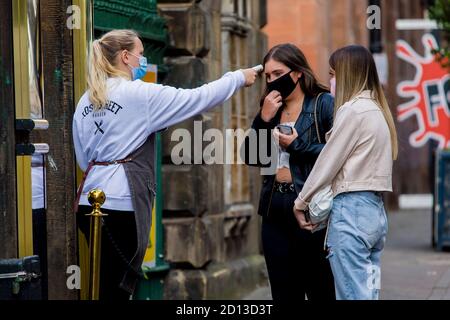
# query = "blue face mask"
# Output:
<box><xmin>128</xmin><ymin>52</ymin><xmax>148</xmax><ymax>80</ymax></box>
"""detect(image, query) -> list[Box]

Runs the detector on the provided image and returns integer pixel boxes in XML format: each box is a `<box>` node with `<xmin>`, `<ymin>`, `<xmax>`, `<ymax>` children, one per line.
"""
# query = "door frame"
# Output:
<box><xmin>0</xmin><ymin>0</ymin><xmax>18</xmax><ymax>260</ymax></box>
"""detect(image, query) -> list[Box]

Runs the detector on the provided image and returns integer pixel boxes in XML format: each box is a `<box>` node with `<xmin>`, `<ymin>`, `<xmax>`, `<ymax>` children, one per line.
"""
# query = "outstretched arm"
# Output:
<box><xmin>141</xmin><ymin>68</ymin><xmax>257</xmax><ymax>134</ymax></box>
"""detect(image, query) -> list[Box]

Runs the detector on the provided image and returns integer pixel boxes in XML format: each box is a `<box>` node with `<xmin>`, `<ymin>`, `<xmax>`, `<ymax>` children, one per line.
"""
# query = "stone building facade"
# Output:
<box><xmin>157</xmin><ymin>0</ymin><xmax>269</xmax><ymax>299</ymax></box>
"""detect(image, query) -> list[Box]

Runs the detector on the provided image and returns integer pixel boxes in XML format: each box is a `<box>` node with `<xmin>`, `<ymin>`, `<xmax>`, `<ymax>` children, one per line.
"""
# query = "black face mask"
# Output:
<box><xmin>266</xmin><ymin>70</ymin><xmax>299</xmax><ymax>99</ymax></box>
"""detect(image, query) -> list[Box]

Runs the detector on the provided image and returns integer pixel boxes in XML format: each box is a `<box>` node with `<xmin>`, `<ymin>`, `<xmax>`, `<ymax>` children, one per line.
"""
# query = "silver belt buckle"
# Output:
<box><xmin>276</xmin><ymin>182</ymin><xmax>294</xmax><ymax>193</ymax></box>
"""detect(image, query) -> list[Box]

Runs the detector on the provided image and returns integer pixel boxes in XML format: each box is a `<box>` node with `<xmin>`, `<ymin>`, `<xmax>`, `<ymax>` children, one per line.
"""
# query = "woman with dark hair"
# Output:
<box><xmin>243</xmin><ymin>43</ymin><xmax>335</xmax><ymax>300</ymax></box>
<box><xmin>294</xmin><ymin>45</ymin><xmax>397</xmax><ymax>300</ymax></box>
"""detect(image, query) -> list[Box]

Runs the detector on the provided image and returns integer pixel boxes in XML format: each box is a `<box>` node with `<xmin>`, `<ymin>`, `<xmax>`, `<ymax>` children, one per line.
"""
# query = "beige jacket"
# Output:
<box><xmin>294</xmin><ymin>90</ymin><xmax>393</xmax><ymax>211</ymax></box>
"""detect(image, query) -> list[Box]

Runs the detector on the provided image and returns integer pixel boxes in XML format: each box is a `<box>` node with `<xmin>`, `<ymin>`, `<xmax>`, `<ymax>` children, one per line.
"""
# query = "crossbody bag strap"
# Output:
<box><xmin>314</xmin><ymin>92</ymin><xmax>324</xmax><ymax>144</ymax></box>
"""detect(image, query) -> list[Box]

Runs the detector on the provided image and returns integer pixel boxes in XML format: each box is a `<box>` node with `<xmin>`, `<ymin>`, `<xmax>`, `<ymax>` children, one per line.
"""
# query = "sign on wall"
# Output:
<box><xmin>396</xmin><ymin>33</ymin><xmax>450</xmax><ymax>149</ymax></box>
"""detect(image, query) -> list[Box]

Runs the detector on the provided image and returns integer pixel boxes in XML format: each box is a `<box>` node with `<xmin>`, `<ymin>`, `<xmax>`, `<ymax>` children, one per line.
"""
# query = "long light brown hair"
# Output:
<box><xmin>87</xmin><ymin>29</ymin><xmax>139</xmax><ymax>110</ymax></box>
<box><xmin>329</xmin><ymin>45</ymin><xmax>398</xmax><ymax>160</ymax></box>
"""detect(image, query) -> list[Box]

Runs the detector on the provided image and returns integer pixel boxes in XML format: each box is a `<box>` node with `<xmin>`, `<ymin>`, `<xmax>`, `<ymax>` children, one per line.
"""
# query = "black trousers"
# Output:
<box><xmin>77</xmin><ymin>205</ymin><xmax>138</xmax><ymax>300</ymax></box>
<box><xmin>261</xmin><ymin>191</ymin><xmax>335</xmax><ymax>301</ymax></box>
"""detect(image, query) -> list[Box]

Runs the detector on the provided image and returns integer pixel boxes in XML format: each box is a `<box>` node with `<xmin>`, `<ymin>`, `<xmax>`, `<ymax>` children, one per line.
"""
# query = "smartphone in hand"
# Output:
<box><xmin>276</xmin><ymin>124</ymin><xmax>293</xmax><ymax>135</ymax></box>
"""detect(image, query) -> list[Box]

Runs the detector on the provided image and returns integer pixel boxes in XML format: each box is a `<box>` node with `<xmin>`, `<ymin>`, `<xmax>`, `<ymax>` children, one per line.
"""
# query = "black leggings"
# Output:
<box><xmin>77</xmin><ymin>205</ymin><xmax>138</xmax><ymax>300</ymax></box>
<box><xmin>262</xmin><ymin>192</ymin><xmax>335</xmax><ymax>301</ymax></box>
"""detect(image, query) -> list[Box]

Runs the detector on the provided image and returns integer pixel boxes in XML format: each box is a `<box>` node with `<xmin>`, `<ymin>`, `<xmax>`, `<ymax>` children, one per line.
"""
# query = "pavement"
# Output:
<box><xmin>243</xmin><ymin>209</ymin><xmax>450</xmax><ymax>300</ymax></box>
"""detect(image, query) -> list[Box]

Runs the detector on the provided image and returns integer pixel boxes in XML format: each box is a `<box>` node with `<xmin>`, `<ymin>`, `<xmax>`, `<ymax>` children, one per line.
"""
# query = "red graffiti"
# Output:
<box><xmin>396</xmin><ymin>34</ymin><xmax>450</xmax><ymax>149</ymax></box>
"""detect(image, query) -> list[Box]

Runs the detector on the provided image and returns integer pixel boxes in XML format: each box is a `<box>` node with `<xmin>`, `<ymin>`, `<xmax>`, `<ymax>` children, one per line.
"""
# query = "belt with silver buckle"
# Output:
<box><xmin>274</xmin><ymin>181</ymin><xmax>295</xmax><ymax>194</ymax></box>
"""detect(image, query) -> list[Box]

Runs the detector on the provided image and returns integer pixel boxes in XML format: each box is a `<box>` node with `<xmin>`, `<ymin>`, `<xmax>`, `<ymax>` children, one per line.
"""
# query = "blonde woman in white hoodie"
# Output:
<box><xmin>293</xmin><ymin>45</ymin><xmax>398</xmax><ymax>300</ymax></box>
<box><xmin>73</xmin><ymin>29</ymin><xmax>258</xmax><ymax>300</ymax></box>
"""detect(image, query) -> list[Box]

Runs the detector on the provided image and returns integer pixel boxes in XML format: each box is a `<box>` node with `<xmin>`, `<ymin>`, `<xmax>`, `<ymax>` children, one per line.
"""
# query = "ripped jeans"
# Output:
<box><xmin>326</xmin><ymin>191</ymin><xmax>388</xmax><ymax>300</ymax></box>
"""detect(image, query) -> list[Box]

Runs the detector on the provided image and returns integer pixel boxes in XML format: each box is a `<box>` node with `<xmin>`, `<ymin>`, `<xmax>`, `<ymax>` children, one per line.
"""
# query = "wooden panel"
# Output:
<box><xmin>0</xmin><ymin>0</ymin><xmax>18</xmax><ymax>259</ymax></box>
<box><xmin>382</xmin><ymin>0</ymin><xmax>434</xmax><ymax>208</ymax></box>
<box><xmin>40</xmin><ymin>0</ymin><xmax>77</xmax><ymax>300</ymax></box>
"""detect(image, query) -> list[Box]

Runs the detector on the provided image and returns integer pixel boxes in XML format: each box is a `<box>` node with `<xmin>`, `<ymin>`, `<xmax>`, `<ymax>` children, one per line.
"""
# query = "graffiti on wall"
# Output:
<box><xmin>396</xmin><ymin>33</ymin><xmax>450</xmax><ymax>149</ymax></box>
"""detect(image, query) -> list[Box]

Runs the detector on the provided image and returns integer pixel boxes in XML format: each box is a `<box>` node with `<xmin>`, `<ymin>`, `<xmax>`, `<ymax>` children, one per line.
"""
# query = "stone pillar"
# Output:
<box><xmin>157</xmin><ymin>0</ymin><xmax>268</xmax><ymax>299</ymax></box>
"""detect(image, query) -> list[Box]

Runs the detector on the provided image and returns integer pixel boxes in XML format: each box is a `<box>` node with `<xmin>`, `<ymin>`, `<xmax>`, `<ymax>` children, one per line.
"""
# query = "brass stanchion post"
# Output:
<box><xmin>86</xmin><ymin>189</ymin><xmax>107</xmax><ymax>300</ymax></box>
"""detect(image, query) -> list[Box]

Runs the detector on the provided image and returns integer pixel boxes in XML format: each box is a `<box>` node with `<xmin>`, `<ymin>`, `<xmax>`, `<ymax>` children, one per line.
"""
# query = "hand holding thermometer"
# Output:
<box><xmin>252</xmin><ymin>64</ymin><xmax>263</xmax><ymax>73</ymax></box>
<box><xmin>241</xmin><ymin>65</ymin><xmax>263</xmax><ymax>86</ymax></box>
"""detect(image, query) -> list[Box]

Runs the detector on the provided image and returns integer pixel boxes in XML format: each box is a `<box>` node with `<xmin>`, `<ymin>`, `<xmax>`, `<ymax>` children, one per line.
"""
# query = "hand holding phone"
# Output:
<box><xmin>276</xmin><ymin>124</ymin><xmax>293</xmax><ymax>135</ymax></box>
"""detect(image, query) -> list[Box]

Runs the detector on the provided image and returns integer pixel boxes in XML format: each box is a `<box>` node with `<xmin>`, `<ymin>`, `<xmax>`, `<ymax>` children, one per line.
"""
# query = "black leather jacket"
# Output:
<box><xmin>243</xmin><ymin>93</ymin><xmax>334</xmax><ymax>217</ymax></box>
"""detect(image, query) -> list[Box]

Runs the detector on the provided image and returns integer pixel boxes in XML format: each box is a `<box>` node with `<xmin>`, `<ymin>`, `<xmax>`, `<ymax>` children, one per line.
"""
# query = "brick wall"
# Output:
<box><xmin>264</xmin><ymin>0</ymin><xmax>369</xmax><ymax>83</ymax></box>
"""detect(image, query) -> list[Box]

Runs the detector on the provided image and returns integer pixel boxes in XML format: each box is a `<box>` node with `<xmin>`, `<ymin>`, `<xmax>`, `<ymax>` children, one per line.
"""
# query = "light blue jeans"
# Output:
<box><xmin>326</xmin><ymin>191</ymin><xmax>388</xmax><ymax>300</ymax></box>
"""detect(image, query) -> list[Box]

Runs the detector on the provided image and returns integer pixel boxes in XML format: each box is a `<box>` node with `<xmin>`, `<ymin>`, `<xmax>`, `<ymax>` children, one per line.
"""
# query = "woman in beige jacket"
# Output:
<box><xmin>293</xmin><ymin>45</ymin><xmax>398</xmax><ymax>300</ymax></box>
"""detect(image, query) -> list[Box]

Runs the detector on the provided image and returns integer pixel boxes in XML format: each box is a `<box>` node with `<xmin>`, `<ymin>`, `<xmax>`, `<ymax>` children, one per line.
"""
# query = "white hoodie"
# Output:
<box><xmin>73</xmin><ymin>70</ymin><xmax>245</xmax><ymax>210</ymax></box>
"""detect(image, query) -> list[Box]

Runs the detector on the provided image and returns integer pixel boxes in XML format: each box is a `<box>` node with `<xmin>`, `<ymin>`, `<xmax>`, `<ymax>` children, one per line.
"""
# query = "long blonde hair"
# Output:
<box><xmin>329</xmin><ymin>45</ymin><xmax>398</xmax><ymax>160</ymax></box>
<box><xmin>88</xmin><ymin>29</ymin><xmax>139</xmax><ymax>110</ymax></box>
